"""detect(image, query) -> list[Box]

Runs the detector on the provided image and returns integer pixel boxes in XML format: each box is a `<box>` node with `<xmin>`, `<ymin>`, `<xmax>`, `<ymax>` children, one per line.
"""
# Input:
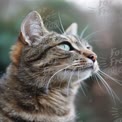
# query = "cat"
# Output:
<box><xmin>0</xmin><ymin>11</ymin><xmax>99</xmax><ymax>122</ymax></box>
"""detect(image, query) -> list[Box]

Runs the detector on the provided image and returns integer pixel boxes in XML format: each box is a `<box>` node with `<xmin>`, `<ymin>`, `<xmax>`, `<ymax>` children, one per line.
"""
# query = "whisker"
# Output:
<box><xmin>99</xmin><ymin>70</ymin><xmax>122</xmax><ymax>86</ymax></box>
<box><xmin>99</xmin><ymin>65</ymin><xmax>108</xmax><ymax>67</ymax></box>
<box><xmin>43</xmin><ymin>64</ymin><xmax>69</xmax><ymax>73</ymax></box>
<box><xmin>80</xmin><ymin>82</ymin><xmax>87</xmax><ymax>96</ymax></box>
<box><xmin>46</xmin><ymin>63</ymin><xmax>76</xmax><ymax>90</ymax></box>
<box><xmin>99</xmin><ymin>57</ymin><xmax>107</xmax><ymax>59</ymax></box>
<box><xmin>99</xmin><ymin>61</ymin><xmax>107</xmax><ymax>64</ymax></box>
<box><xmin>77</xmin><ymin>38</ymin><xmax>83</xmax><ymax>47</ymax></box>
<box><xmin>78</xmin><ymin>69</ymin><xmax>86</xmax><ymax>96</ymax></box>
<box><xmin>96</xmin><ymin>73</ymin><xmax>120</xmax><ymax>104</ymax></box>
<box><xmin>81</xmin><ymin>82</ymin><xmax>88</xmax><ymax>94</ymax></box>
<box><xmin>58</xmin><ymin>69</ymin><xmax>67</xmax><ymax>89</ymax></box>
<box><xmin>67</xmin><ymin>68</ymin><xmax>75</xmax><ymax>95</ymax></box>
<box><xmin>112</xmin><ymin>107</ymin><xmax>118</xmax><ymax>110</ymax></box>
<box><xmin>96</xmin><ymin>73</ymin><xmax>116</xmax><ymax>103</ymax></box>
<box><xmin>58</xmin><ymin>12</ymin><xmax>65</xmax><ymax>34</ymax></box>
<box><xmin>74</xmin><ymin>35</ymin><xmax>83</xmax><ymax>47</ymax></box>
<box><xmin>112</xmin><ymin>113</ymin><xmax>119</xmax><ymax>115</ymax></box>
<box><xmin>99</xmin><ymin>63</ymin><xmax>108</xmax><ymax>66</ymax></box>
<box><xmin>54</xmin><ymin>23</ymin><xmax>63</xmax><ymax>33</ymax></box>
<box><xmin>111</xmin><ymin>110</ymin><xmax>118</xmax><ymax>112</ymax></box>
<box><xmin>99</xmin><ymin>65</ymin><xmax>108</xmax><ymax>68</ymax></box>
<box><xmin>80</xmin><ymin>25</ymin><xmax>89</xmax><ymax>38</ymax></box>
<box><xmin>94</xmin><ymin>75</ymin><xmax>103</xmax><ymax>91</ymax></box>
<box><xmin>84</xmin><ymin>29</ymin><xmax>105</xmax><ymax>41</ymax></box>
<box><xmin>99</xmin><ymin>64</ymin><xmax>108</xmax><ymax>66</ymax></box>
<box><xmin>98</xmin><ymin>60</ymin><xmax>107</xmax><ymax>62</ymax></box>
<box><xmin>46</xmin><ymin>19</ymin><xmax>63</xmax><ymax>33</ymax></box>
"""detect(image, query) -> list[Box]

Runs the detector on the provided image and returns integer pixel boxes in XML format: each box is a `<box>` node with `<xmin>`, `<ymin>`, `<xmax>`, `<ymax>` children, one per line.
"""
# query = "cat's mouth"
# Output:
<box><xmin>66</xmin><ymin>63</ymin><xmax>93</xmax><ymax>71</ymax></box>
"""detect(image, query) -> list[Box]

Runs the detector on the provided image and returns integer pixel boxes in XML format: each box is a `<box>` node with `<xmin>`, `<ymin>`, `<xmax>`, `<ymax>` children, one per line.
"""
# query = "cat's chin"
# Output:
<box><xmin>58</xmin><ymin>67</ymin><xmax>93</xmax><ymax>83</ymax></box>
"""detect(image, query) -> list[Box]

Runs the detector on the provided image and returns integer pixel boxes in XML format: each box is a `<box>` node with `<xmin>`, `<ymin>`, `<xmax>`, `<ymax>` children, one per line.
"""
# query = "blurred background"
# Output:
<box><xmin>0</xmin><ymin>0</ymin><xmax>122</xmax><ymax>122</ymax></box>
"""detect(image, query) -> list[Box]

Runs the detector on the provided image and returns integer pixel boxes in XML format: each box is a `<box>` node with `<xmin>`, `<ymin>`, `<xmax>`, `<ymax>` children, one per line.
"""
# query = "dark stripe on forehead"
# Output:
<box><xmin>72</xmin><ymin>35</ymin><xmax>79</xmax><ymax>40</ymax></box>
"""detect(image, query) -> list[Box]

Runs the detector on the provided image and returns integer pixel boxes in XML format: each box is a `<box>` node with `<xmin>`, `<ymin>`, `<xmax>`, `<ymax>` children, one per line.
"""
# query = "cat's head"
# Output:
<box><xmin>10</xmin><ymin>11</ymin><xmax>99</xmax><ymax>89</ymax></box>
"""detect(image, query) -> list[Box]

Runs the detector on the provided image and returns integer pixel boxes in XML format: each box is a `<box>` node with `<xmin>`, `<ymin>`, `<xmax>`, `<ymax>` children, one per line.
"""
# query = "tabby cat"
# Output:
<box><xmin>0</xmin><ymin>11</ymin><xmax>99</xmax><ymax>122</ymax></box>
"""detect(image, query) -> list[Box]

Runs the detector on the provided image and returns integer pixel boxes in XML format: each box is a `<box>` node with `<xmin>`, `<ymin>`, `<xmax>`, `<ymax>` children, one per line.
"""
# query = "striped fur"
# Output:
<box><xmin>0</xmin><ymin>11</ymin><xmax>99</xmax><ymax>122</ymax></box>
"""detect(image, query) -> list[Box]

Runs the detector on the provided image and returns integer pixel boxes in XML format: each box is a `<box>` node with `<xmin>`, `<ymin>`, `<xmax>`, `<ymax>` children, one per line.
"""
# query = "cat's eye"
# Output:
<box><xmin>57</xmin><ymin>44</ymin><xmax>71</xmax><ymax>51</ymax></box>
<box><xmin>57</xmin><ymin>42</ymin><xmax>74</xmax><ymax>51</ymax></box>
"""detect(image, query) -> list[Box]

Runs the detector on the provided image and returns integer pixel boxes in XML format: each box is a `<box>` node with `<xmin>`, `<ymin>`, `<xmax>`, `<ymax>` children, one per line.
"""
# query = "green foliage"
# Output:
<box><xmin>0</xmin><ymin>22</ymin><xmax>19</xmax><ymax>71</ymax></box>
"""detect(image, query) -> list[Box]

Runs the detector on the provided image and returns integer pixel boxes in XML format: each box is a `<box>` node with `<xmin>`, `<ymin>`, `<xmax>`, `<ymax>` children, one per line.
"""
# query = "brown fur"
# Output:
<box><xmin>10</xmin><ymin>33</ymin><xmax>25</xmax><ymax>66</ymax></box>
<box><xmin>0</xmin><ymin>11</ymin><xmax>99</xmax><ymax>122</ymax></box>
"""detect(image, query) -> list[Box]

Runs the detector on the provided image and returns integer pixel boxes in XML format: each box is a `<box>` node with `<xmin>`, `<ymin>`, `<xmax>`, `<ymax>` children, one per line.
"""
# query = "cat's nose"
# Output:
<box><xmin>81</xmin><ymin>50</ymin><xmax>97</xmax><ymax>63</ymax></box>
<box><xmin>87</xmin><ymin>54</ymin><xmax>96</xmax><ymax>62</ymax></box>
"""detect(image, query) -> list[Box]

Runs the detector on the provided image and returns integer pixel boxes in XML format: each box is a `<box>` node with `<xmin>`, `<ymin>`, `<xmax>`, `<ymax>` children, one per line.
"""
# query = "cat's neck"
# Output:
<box><xmin>1</xmin><ymin>64</ymin><xmax>78</xmax><ymax>122</ymax></box>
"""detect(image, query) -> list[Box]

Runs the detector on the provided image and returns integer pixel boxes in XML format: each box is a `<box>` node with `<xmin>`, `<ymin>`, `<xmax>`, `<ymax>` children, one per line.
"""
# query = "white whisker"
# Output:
<box><xmin>55</xmin><ymin>23</ymin><xmax>64</xmax><ymax>33</ymax></box>
<box><xmin>94</xmin><ymin>75</ymin><xmax>103</xmax><ymax>91</ymax></box>
<box><xmin>80</xmin><ymin>25</ymin><xmax>89</xmax><ymax>38</ymax></box>
<box><xmin>78</xmin><ymin>69</ymin><xmax>86</xmax><ymax>96</ymax></box>
<box><xmin>99</xmin><ymin>62</ymin><xmax>107</xmax><ymax>64</ymax></box>
<box><xmin>84</xmin><ymin>29</ymin><xmax>105</xmax><ymax>41</ymax></box>
<box><xmin>97</xmin><ymin>73</ymin><xmax>116</xmax><ymax>103</ymax></box>
<box><xmin>58</xmin><ymin>12</ymin><xmax>65</xmax><ymax>34</ymax></box>
<box><xmin>46</xmin><ymin>63</ymin><xmax>76</xmax><ymax>90</ymax></box>
<box><xmin>67</xmin><ymin>68</ymin><xmax>75</xmax><ymax>95</ymax></box>
<box><xmin>99</xmin><ymin>57</ymin><xmax>106</xmax><ymax>59</ymax></box>
<box><xmin>99</xmin><ymin>60</ymin><xmax>107</xmax><ymax>63</ymax></box>
<box><xmin>99</xmin><ymin>64</ymin><xmax>108</xmax><ymax>67</ymax></box>
<box><xmin>96</xmin><ymin>73</ymin><xmax>120</xmax><ymax>104</ymax></box>
<box><xmin>74</xmin><ymin>35</ymin><xmax>83</xmax><ymax>47</ymax></box>
<box><xmin>99</xmin><ymin>65</ymin><xmax>108</xmax><ymax>67</ymax></box>
<box><xmin>99</xmin><ymin>70</ymin><xmax>122</xmax><ymax>86</ymax></box>
<box><xmin>112</xmin><ymin>107</ymin><xmax>118</xmax><ymax>110</ymax></box>
<box><xmin>46</xmin><ymin>19</ymin><xmax>63</xmax><ymax>33</ymax></box>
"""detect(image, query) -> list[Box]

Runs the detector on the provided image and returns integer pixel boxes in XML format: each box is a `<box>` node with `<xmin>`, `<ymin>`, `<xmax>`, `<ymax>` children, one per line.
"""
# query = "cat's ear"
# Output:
<box><xmin>65</xmin><ymin>23</ymin><xmax>78</xmax><ymax>35</ymax></box>
<box><xmin>21</xmin><ymin>11</ymin><xmax>48</xmax><ymax>46</ymax></box>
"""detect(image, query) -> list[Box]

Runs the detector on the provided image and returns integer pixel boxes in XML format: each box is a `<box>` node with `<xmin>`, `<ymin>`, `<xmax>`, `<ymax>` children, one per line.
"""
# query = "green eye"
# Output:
<box><xmin>57</xmin><ymin>44</ymin><xmax>70</xmax><ymax>51</ymax></box>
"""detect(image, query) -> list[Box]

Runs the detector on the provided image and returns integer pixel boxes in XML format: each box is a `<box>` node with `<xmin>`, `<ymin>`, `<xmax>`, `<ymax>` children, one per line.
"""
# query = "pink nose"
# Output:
<box><xmin>87</xmin><ymin>54</ymin><xmax>96</xmax><ymax>62</ymax></box>
<box><xmin>80</xmin><ymin>50</ymin><xmax>97</xmax><ymax>63</ymax></box>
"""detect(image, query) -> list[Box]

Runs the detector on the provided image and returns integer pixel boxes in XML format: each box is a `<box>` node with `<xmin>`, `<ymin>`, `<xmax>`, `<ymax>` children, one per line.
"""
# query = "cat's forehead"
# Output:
<box><xmin>58</xmin><ymin>34</ymin><xmax>77</xmax><ymax>43</ymax></box>
<box><xmin>63</xmin><ymin>34</ymin><xmax>90</xmax><ymax>47</ymax></box>
<box><xmin>67</xmin><ymin>35</ymin><xmax>78</xmax><ymax>43</ymax></box>
<box><xmin>47</xmin><ymin>32</ymin><xmax>91</xmax><ymax>48</ymax></box>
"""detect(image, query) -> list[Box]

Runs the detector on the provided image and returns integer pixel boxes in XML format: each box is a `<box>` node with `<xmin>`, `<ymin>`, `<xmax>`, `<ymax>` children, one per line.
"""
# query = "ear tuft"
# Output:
<box><xmin>65</xmin><ymin>23</ymin><xmax>78</xmax><ymax>35</ymax></box>
<box><xmin>21</xmin><ymin>11</ymin><xmax>48</xmax><ymax>46</ymax></box>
